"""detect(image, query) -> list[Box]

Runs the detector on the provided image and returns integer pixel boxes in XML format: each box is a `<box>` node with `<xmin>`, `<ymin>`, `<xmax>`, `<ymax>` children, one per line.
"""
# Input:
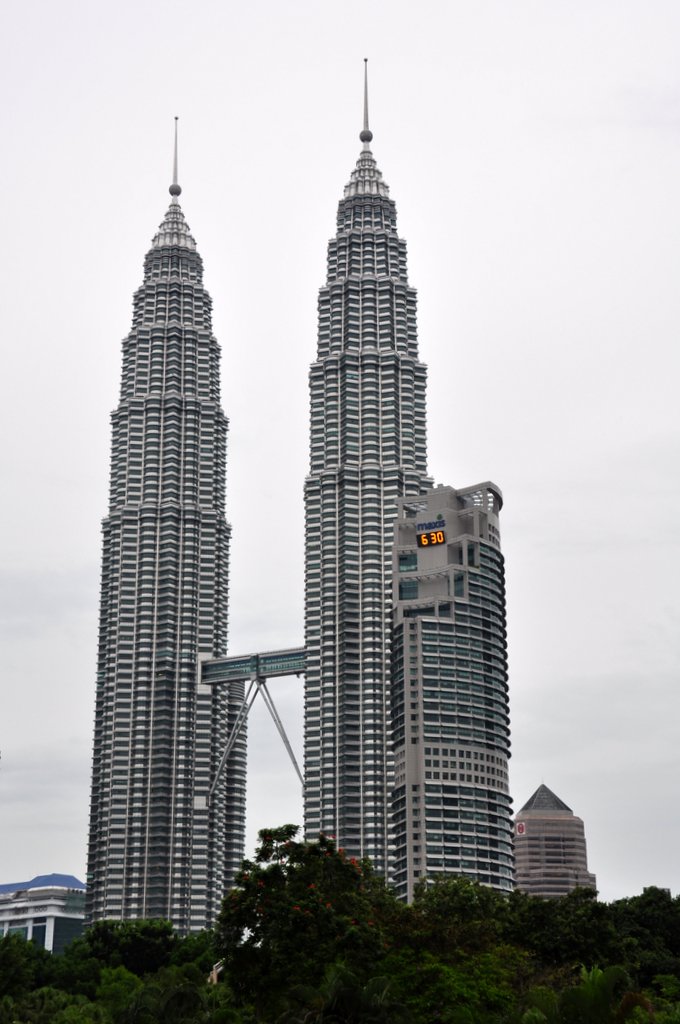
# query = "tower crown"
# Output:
<box><xmin>152</xmin><ymin>118</ymin><xmax>196</xmax><ymax>250</ymax></box>
<box><xmin>151</xmin><ymin>204</ymin><xmax>196</xmax><ymax>251</ymax></box>
<box><xmin>343</xmin><ymin>150</ymin><xmax>389</xmax><ymax>199</ymax></box>
<box><xmin>344</xmin><ymin>61</ymin><xmax>389</xmax><ymax>198</ymax></box>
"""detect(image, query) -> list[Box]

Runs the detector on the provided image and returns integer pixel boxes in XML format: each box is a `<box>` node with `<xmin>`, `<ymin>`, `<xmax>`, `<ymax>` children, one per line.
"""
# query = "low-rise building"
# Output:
<box><xmin>0</xmin><ymin>874</ymin><xmax>85</xmax><ymax>953</ymax></box>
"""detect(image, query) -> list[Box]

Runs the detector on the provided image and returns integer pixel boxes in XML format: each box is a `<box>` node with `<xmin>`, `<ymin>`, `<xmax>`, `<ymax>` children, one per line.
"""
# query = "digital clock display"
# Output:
<box><xmin>416</xmin><ymin>529</ymin><xmax>446</xmax><ymax>548</ymax></box>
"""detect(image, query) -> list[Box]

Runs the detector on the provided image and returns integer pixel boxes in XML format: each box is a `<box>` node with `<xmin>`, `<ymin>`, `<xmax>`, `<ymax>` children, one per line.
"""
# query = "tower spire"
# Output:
<box><xmin>360</xmin><ymin>58</ymin><xmax>373</xmax><ymax>146</ymax></box>
<box><xmin>169</xmin><ymin>116</ymin><xmax>181</xmax><ymax>200</ymax></box>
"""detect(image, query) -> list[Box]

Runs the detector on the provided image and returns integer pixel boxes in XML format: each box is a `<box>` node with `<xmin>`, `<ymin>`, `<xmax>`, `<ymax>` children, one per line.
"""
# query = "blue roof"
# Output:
<box><xmin>0</xmin><ymin>873</ymin><xmax>85</xmax><ymax>894</ymax></box>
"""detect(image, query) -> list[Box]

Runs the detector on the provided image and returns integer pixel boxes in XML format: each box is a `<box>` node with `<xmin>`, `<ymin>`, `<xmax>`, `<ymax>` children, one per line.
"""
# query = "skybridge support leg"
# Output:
<box><xmin>257</xmin><ymin>678</ymin><xmax>304</xmax><ymax>789</ymax></box>
<box><xmin>208</xmin><ymin>673</ymin><xmax>303</xmax><ymax>804</ymax></box>
<box><xmin>208</xmin><ymin>679</ymin><xmax>258</xmax><ymax>805</ymax></box>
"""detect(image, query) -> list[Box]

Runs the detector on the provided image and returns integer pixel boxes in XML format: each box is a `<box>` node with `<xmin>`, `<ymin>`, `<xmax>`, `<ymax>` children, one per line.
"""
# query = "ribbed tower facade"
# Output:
<box><xmin>87</xmin><ymin>152</ymin><xmax>245</xmax><ymax>932</ymax></box>
<box><xmin>304</xmin><ymin>74</ymin><xmax>431</xmax><ymax>873</ymax></box>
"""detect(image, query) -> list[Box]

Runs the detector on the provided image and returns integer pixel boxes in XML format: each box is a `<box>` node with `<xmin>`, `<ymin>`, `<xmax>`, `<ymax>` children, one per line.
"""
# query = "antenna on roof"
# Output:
<box><xmin>169</xmin><ymin>117</ymin><xmax>182</xmax><ymax>200</ymax></box>
<box><xmin>360</xmin><ymin>59</ymin><xmax>373</xmax><ymax>145</ymax></box>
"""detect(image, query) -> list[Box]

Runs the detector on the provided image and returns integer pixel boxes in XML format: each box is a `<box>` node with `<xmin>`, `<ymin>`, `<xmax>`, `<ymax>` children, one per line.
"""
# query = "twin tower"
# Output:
<box><xmin>86</xmin><ymin>75</ymin><xmax>513</xmax><ymax>932</ymax></box>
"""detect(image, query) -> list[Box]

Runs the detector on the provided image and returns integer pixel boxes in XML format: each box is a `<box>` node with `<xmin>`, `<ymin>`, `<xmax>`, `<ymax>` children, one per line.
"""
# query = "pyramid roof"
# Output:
<box><xmin>519</xmin><ymin>784</ymin><xmax>572</xmax><ymax>814</ymax></box>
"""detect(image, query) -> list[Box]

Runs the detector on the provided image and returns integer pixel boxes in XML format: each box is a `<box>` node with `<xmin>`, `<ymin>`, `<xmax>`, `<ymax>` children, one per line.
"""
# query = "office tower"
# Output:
<box><xmin>304</xmin><ymin>66</ymin><xmax>431</xmax><ymax>873</ymax></box>
<box><xmin>391</xmin><ymin>484</ymin><xmax>513</xmax><ymax>900</ymax></box>
<box><xmin>86</xmin><ymin>131</ymin><xmax>245</xmax><ymax>933</ymax></box>
<box><xmin>514</xmin><ymin>784</ymin><xmax>597</xmax><ymax>897</ymax></box>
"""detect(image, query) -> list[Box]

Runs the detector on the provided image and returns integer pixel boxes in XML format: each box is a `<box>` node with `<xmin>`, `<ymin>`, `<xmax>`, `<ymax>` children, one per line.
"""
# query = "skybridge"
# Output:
<box><xmin>201</xmin><ymin>646</ymin><xmax>306</xmax><ymax>804</ymax></box>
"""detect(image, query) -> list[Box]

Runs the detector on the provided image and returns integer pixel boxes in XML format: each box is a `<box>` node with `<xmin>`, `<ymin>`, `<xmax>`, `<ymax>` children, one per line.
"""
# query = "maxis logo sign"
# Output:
<box><xmin>416</xmin><ymin>516</ymin><xmax>446</xmax><ymax>531</ymax></box>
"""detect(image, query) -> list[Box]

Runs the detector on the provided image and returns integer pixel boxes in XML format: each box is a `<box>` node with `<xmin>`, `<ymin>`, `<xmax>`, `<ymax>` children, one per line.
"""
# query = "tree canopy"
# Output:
<box><xmin>2</xmin><ymin>827</ymin><xmax>680</xmax><ymax>1023</ymax></box>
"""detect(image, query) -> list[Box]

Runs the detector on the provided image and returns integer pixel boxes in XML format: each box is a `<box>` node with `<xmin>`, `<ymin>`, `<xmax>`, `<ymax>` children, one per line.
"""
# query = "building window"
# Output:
<box><xmin>399</xmin><ymin>552</ymin><xmax>417</xmax><ymax>572</ymax></box>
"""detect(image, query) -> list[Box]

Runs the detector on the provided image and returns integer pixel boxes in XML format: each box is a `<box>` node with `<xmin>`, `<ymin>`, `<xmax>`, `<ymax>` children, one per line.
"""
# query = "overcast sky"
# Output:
<box><xmin>1</xmin><ymin>0</ymin><xmax>679</xmax><ymax>904</ymax></box>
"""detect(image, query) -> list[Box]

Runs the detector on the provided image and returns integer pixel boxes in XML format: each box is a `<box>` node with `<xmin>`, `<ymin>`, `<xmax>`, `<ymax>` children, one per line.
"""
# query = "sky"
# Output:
<box><xmin>0</xmin><ymin>0</ymin><xmax>679</xmax><ymax>904</ymax></box>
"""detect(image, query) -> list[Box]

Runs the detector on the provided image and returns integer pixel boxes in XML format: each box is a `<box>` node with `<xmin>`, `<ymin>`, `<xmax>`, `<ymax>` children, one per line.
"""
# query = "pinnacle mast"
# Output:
<box><xmin>361</xmin><ymin>58</ymin><xmax>373</xmax><ymax>145</ymax></box>
<box><xmin>170</xmin><ymin>116</ymin><xmax>181</xmax><ymax>199</ymax></box>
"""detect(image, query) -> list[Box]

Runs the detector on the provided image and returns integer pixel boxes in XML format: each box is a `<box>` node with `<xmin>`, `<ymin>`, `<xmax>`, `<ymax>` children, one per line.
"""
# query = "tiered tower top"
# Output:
<box><xmin>344</xmin><ymin>60</ymin><xmax>389</xmax><ymax>198</ymax></box>
<box><xmin>152</xmin><ymin>117</ymin><xmax>196</xmax><ymax>250</ymax></box>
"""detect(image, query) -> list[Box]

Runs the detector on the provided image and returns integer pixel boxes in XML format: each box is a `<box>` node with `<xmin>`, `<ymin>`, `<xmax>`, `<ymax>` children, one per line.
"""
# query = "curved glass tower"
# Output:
<box><xmin>304</xmin><ymin>70</ymin><xmax>431</xmax><ymax>873</ymax></box>
<box><xmin>391</xmin><ymin>484</ymin><xmax>513</xmax><ymax>900</ymax></box>
<box><xmin>86</xmin><ymin>140</ymin><xmax>245</xmax><ymax>932</ymax></box>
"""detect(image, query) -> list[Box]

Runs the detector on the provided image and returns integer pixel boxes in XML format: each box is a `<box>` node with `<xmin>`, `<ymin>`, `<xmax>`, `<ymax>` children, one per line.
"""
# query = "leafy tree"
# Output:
<box><xmin>114</xmin><ymin>963</ymin><xmax>244</xmax><ymax>1024</ymax></box>
<box><xmin>564</xmin><ymin>965</ymin><xmax>651</xmax><ymax>1023</ymax></box>
<box><xmin>49</xmin><ymin>935</ymin><xmax>103</xmax><ymax>1001</ymax></box>
<box><xmin>84</xmin><ymin>919</ymin><xmax>177</xmax><ymax>976</ymax></box>
<box><xmin>96</xmin><ymin>964</ymin><xmax>143</xmax><ymax>1019</ymax></box>
<box><xmin>0</xmin><ymin>933</ymin><xmax>52</xmax><ymax>997</ymax></box>
<box><xmin>654</xmin><ymin>975</ymin><xmax>680</xmax><ymax>1003</ymax></box>
<box><xmin>411</xmin><ymin>876</ymin><xmax>509</xmax><ymax>954</ymax></box>
<box><xmin>523</xmin><ymin>966</ymin><xmax>652</xmax><ymax>1024</ymax></box>
<box><xmin>610</xmin><ymin>887</ymin><xmax>680</xmax><ymax>987</ymax></box>
<box><xmin>278</xmin><ymin>963</ymin><xmax>411</xmax><ymax>1023</ymax></box>
<box><xmin>521</xmin><ymin>986</ymin><xmax>560</xmax><ymax>1024</ymax></box>
<box><xmin>216</xmin><ymin>826</ymin><xmax>399</xmax><ymax>1019</ymax></box>
<box><xmin>0</xmin><ymin>985</ymin><xmax>86</xmax><ymax>1024</ymax></box>
<box><xmin>371</xmin><ymin>878</ymin><xmax>531</xmax><ymax>1023</ymax></box>
<box><xmin>170</xmin><ymin>929</ymin><xmax>218</xmax><ymax>974</ymax></box>
<box><xmin>655</xmin><ymin>1008</ymin><xmax>680</xmax><ymax>1024</ymax></box>
<box><xmin>504</xmin><ymin>888</ymin><xmax>622</xmax><ymax>971</ymax></box>
<box><xmin>551</xmin><ymin>892</ymin><xmax>623</xmax><ymax>970</ymax></box>
<box><xmin>52</xmin><ymin>1000</ymin><xmax>109</xmax><ymax>1024</ymax></box>
<box><xmin>382</xmin><ymin>943</ymin><xmax>529</xmax><ymax>1024</ymax></box>
<box><xmin>49</xmin><ymin>921</ymin><xmax>176</xmax><ymax>1002</ymax></box>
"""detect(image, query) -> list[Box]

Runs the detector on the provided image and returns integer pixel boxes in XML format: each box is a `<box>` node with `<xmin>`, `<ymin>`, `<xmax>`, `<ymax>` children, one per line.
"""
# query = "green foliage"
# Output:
<box><xmin>412</xmin><ymin>876</ymin><xmax>509</xmax><ymax>954</ymax></box>
<box><xmin>85</xmin><ymin>918</ymin><xmax>177</xmax><ymax>976</ymax></box>
<box><xmin>522</xmin><ymin>986</ymin><xmax>560</xmax><ymax>1024</ymax></box>
<box><xmin>278</xmin><ymin>963</ymin><xmax>411</xmax><ymax>1023</ymax></box>
<box><xmin>654</xmin><ymin>975</ymin><xmax>680</xmax><ymax>1003</ymax></box>
<box><xmin>655</xmin><ymin>1009</ymin><xmax>680</xmax><ymax>1024</ymax></box>
<box><xmin>48</xmin><ymin>935</ymin><xmax>103</xmax><ymax>1001</ymax></box>
<box><xmin>51</xmin><ymin>1007</ymin><xmax>108</xmax><ymax>1024</ymax></box>
<box><xmin>169</xmin><ymin>929</ymin><xmax>218</xmax><ymax>974</ymax></box>
<box><xmin>96</xmin><ymin>965</ymin><xmax>143</xmax><ymax>1019</ymax></box>
<box><xmin>112</xmin><ymin>963</ymin><xmax>243</xmax><ymax>1024</ymax></box>
<box><xmin>216</xmin><ymin>826</ymin><xmax>397</xmax><ymax>1018</ymax></box>
<box><xmin>51</xmin><ymin>1000</ymin><xmax>109</xmax><ymax>1023</ymax></box>
<box><xmin>609</xmin><ymin>887</ymin><xmax>680</xmax><ymax>987</ymax></box>
<box><xmin>524</xmin><ymin>966</ymin><xmax>653</xmax><ymax>1024</ymax></box>
<box><xmin>384</xmin><ymin>943</ymin><xmax>530</xmax><ymax>1024</ymax></box>
<box><xmin>45</xmin><ymin>919</ymin><xmax>177</xmax><ymax>1004</ymax></box>
<box><xmin>0</xmin><ymin>933</ymin><xmax>52</xmax><ymax>997</ymax></box>
<box><xmin>4</xmin><ymin>828</ymin><xmax>680</xmax><ymax>1024</ymax></box>
<box><xmin>0</xmin><ymin>985</ymin><xmax>100</xmax><ymax>1024</ymax></box>
<box><xmin>504</xmin><ymin>888</ymin><xmax>623</xmax><ymax>971</ymax></box>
